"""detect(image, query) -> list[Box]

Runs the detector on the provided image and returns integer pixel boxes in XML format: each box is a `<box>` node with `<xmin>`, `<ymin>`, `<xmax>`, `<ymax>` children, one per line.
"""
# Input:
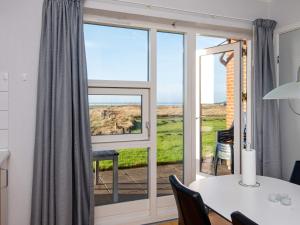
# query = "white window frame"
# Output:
<box><xmin>89</xmin><ymin>87</ymin><xmax>150</xmax><ymax>143</ymax></box>
<box><xmin>84</xmin><ymin>14</ymin><xmax>252</xmax><ymax>225</ymax></box>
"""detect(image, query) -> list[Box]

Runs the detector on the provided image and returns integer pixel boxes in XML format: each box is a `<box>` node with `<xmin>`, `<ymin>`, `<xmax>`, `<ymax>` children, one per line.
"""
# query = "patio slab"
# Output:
<box><xmin>94</xmin><ymin>162</ymin><xmax>231</xmax><ymax>206</ymax></box>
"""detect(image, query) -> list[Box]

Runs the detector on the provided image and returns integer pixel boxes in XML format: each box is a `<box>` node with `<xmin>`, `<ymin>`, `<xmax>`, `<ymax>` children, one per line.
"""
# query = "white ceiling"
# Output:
<box><xmin>254</xmin><ymin>0</ymin><xmax>272</xmax><ymax>3</ymax></box>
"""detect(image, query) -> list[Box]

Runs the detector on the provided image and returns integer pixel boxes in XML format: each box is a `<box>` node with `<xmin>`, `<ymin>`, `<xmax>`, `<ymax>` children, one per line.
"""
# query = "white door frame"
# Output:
<box><xmin>84</xmin><ymin>14</ymin><xmax>251</xmax><ymax>225</ymax></box>
<box><xmin>197</xmin><ymin>42</ymin><xmax>243</xmax><ymax>174</ymax></box>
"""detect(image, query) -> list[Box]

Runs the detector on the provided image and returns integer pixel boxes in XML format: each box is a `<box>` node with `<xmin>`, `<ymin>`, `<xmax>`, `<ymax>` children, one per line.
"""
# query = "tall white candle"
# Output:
<box><xmin>242</xmin><ymin>148</ymin><xmax>256</xmax><ymax>186</ymax></box>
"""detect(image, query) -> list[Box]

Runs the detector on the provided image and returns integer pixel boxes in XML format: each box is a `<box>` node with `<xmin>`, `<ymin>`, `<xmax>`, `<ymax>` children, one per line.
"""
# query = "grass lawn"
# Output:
<box><xmin>201</xmin><ymin>117</ymin><xmax>226</xmax><ymax>157</ymax></box>
<box><xmin>98</xmin><ymin>116</ymin><xmax>226</xmax><ymax>170</ymax></box>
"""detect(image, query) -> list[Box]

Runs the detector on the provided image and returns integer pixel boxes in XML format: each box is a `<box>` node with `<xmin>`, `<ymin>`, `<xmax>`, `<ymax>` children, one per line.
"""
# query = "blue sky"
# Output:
<box><xmin>197</xmin><ymin>36</ymin><xmax>227</xmax><ymax>103</ymax></box>
<box><xmin>84</xmin><ymin>24</ymin><xmax>226</xmax><ymax>104</ymax></box>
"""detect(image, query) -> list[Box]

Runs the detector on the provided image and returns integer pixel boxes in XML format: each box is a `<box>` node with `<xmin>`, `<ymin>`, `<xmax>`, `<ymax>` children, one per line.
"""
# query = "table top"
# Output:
<box><xmin>189</xmin><ymin>175</ymin><xmax>300</xmax><ymax>225</ymax></box>
<box><xmin>92</xmin><ymin>150</ymin><xmax>119</xmax><ymax>160</ymax></box>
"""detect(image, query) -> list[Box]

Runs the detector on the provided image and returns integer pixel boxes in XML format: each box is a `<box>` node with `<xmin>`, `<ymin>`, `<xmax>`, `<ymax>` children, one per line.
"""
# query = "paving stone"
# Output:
<box><xmin>94</xmin><ymin>162</ymin><xmax>231</xmax><ymax>206</ymax></box>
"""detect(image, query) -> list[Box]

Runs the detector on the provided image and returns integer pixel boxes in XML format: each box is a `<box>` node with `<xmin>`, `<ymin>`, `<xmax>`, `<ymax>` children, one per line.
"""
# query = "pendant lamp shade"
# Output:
<box><xmin>263</xmin><ymin>82</ymin><xmax>300</xmax><ymax>100</ymax></box>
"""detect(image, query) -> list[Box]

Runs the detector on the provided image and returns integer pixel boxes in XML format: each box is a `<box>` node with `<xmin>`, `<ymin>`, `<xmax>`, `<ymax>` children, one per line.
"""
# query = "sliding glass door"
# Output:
<box><xmin>84</xmin><ymin>23</ymin><xmax>189</xmax><ymax>223</ymax></box>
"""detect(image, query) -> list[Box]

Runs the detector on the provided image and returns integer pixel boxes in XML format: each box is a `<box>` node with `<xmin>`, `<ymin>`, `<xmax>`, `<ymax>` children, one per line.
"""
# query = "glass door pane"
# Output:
<box><xmin>89</xmin><ymin>95</ymin><xmax>143</xmax><ymax>136</ymax></box>
<box><xmin>84</xmin><ymin>24</ymin><xmax>149</xmax><ymax>81</ymax></box>
<box><xmin>93</xmin><ymin>148</ymin><xmax>149</xmax><ymax>206</ymax></box>
<box><xmin>200</xmin><ymin>51</ymin><xmax>236</xmax><ymax>176</ymax></box>
<box><xmin>157</xmin><ymin>32</ymin><xmax>184</xmax><ymax>196</ymax></box>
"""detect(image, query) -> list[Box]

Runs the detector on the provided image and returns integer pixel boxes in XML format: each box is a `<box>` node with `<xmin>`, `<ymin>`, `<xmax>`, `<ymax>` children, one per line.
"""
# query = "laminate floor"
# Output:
<box><xmin>154</xmin><ymin>212</ymin><xmax>231</xmax><ymax>225</ymax></box>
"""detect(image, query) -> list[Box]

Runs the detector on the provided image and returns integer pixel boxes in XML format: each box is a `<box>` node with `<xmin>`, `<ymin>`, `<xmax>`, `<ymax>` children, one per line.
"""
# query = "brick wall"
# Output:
<box><xmin>226</xmin><ymin>51</ymin><xmax>235</xmax><ymax>128</ymax></box>
<box><xmin>226</xmin><ymin>41</ymin><xmax>247</xmax><ymax>128</ymax></box>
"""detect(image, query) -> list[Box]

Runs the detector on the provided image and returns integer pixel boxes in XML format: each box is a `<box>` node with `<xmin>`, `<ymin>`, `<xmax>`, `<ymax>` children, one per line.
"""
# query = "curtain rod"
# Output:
<box><xmin>109</xmin><ymin>0</ymin><xmax>253</xmax><ymax>23</ymax></box>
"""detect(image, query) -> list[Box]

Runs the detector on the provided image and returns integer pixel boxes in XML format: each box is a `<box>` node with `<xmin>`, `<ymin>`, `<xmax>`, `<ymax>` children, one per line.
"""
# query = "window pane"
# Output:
<box><xmin>199</xmin><ymin>52</ymin><xmax>234</xmax><ymax>176</ymax></box>
<box><xmin>84</xmin><ymin>24</ymin><xmax>149</xmax><ymax>81</ymax></box>
<box><xmin>94</xmin><ymin>148</ymin><xmax>148</xmax><ymax>206</ymax></box>
<box><xmin>89</xmin><ymin>95</ymin><xmax>142</xmax><ymax>136</ymax></box>
<box><xmin>157</xmin><ymin>32</ymin><xmax>184</xmax><ymax>196</ymax></box>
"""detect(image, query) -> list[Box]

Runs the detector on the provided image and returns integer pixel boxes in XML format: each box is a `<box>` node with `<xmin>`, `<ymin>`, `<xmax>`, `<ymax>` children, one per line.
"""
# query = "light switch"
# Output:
<box><xmin>22</xmin><ymin>73</ymin><xmax>28</xmax><ymax>81</ymax></box>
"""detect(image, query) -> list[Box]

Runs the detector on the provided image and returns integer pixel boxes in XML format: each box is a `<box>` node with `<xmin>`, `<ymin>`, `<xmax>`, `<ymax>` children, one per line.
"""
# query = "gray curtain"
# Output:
<box><xmin>31</xmin><ymin>0</ymin><xmax>94</xmax><ymax>225</ymax></box>
<box><xmin>253</xmin><ymin>19</ymin><xmax>282</xmax><ymax>178</ymax></box>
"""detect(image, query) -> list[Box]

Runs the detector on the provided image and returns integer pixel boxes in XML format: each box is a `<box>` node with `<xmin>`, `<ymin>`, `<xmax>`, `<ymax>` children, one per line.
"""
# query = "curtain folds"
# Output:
<box><xmin>31</xmin><ymin>0</ymin><xmax>94</xmax><ymax>224</ymax></box>
<box><xmin>253</xmin><ymin>19</ymin><xmax>282</xmax><ymax>178</ymax></box>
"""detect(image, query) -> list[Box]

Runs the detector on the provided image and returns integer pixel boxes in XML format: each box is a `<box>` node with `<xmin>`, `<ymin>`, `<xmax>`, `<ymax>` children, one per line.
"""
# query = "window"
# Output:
<box><xmin>88</xmin><ymin>88</ymin><xmax>149</xmax><ymax>143</ymax></box>
<box><xmin>84</xmin><ymin>24</ymin><xmax>149</xmax><ymax>81</ymax></box>
<box><xmin>85</xmin><ymin>23</ymin><xmax>150</xmax><ymax>144</ymax></box>
<box><xmin>84</xmin><ymin>23</ymin><xmax>190</xmax><ymax>211</ymax></box>
<box><xmin>196</xmin><ymin>35</ymin><xmax>244</xmax><ymax>175</ymax></box>
<box><xmin>89</xmin><ymin>95</ymin><xmax>142</xmax><ymax>135</ymax></box>
<box><xmin>156</xmin><ymin>32</ymin><xmax>184</xmax><ymax>196</ymax></box>
<box><xmin>84</xmin><ymin>18</ymin><xmax>250</xmax><ymax>224</ymax></box>
<box><xmin>94</xmin><ymin>148</ymin><xmax>149</xmax><ymax>206</ymax></box>
<box><xmin>85</xmin><ymin>24</ymin><xmax>151</xmax><ymax>206</ymax></box>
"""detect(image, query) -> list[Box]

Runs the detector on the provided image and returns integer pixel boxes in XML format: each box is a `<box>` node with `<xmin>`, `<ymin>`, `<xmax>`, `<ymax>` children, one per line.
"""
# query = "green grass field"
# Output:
<box><xmin>98</xmin><ymin>116</ymin><xmax>226</xmax><ymax>170</ymax></box>
<box><xmin>201</xmin><ymin>117</ymin><xmax>226</xmax><ymax>157</ymax></box>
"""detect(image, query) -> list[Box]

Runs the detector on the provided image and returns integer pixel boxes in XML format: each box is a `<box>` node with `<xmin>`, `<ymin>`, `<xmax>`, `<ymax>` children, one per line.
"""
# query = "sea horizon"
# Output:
<box><xmin>89</xmin><ymin>102</ymin><xmax>183</xmax><ymax>106</ymax></box>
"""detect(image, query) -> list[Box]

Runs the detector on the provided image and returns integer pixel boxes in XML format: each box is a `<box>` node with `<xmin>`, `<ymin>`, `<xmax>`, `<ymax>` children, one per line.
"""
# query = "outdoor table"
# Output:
<box><xmin>189</xmin><ymin>175</ymin><xmax>300</xmax><ymax>225</ymax></box>
<box><xmin>93</xmin><ymin>150</ymin><xmax>119</xmax><ymax>203</ymax></box>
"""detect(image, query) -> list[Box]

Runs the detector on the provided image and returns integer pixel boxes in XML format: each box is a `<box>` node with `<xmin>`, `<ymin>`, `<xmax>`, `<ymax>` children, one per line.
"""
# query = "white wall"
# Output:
<box><xmin>0</xmin><ymin>0</ymin><xmax>269</xmax><ymax>225</ymax></box>
<box><xmin>100</xmin><ymin>0</ymin><xmax>269</xmax><ymax>21</ymax></box>
<box><xmin>268</xmin><ymin>0</ymin><xmax>300</xmax><ymax>180</ymax></box>
<box><xmin>277</xmin><ymin>30</ymin><xmax>300</xmax><ymax>180</ymax></box>
<box><xmin>0</xmin><ymin>1</ymin><xmax>43</xmax><ymax>225</ymax></box>
<box><xmin>269</xmin><ymin>0</ymin><xmax>300</xmax><ymax>29</ymax></box>
<box><xmin>85</xmin><ymin>0</ymin><xmax>270</xmax><ymax>30</ymax></box>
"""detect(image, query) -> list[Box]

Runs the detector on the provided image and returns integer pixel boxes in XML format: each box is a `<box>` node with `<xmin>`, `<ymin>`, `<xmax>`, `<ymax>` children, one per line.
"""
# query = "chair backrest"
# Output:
<box><xmin>290</xmin><ymin>161</ymin><xmax>300</xmax><ymax>185</ymax></box>
<box><xmin>169</xmin><ymin>175</ymin><xmax>211</xmax><ymax>225</ymax></box>
<box><xmin>231</xmin><ymin>211</ymin><xmax>258</xmax><ymax>225</ymax></box>
<box><xmin>217</xmin><ymin>125</ymin><xmax>234</xmax><ymax>143</ymax></box>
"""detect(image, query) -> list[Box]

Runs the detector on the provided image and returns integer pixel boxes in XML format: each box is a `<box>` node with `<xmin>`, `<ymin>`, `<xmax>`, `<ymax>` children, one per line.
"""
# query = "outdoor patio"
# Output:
<box><xmin>94</xmin><ymin>162</ymin><xmax>231</xmax><ymax>206</ymax></box>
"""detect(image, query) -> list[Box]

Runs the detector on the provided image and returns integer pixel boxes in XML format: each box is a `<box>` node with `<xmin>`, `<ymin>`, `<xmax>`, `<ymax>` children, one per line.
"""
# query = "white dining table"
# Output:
<box><xmin>189</xmin><ymin>175</ymin><xmax>300</xmax><ymax>225</ymax></box>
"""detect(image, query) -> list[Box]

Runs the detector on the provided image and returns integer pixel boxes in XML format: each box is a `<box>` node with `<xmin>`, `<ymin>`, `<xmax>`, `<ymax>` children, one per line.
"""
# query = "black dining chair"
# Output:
<box><xmin>290</xmin><ymin>161</ymin><xmax>300</xmax><ymax>185</ymax></box>
<box><xmin>169</xmin><ymin>175</ymin><xmax>211</xmax><ymax>225</ymax></box>
<box><xmin>231</xmin><ymin>211</ymin><xmax>258</xmax><ymax>225</ymax></box>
